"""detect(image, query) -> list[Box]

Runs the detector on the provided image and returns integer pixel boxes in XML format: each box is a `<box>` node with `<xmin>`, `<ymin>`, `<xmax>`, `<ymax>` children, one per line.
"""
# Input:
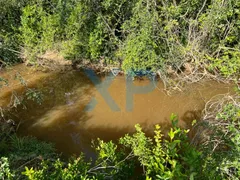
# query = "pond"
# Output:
<box><xmin>0</xmin><ymin>64</ymin><xmax>234</xmax><ymax>157</ymax></box>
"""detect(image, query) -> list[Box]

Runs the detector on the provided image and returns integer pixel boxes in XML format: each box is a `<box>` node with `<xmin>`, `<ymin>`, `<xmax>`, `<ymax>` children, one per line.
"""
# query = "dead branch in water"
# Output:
<box><xmin>191</xmin><ymin>94</ymin><xmax>240</xmax><ymax>153</ymax></box>
<box><xmin>156</xmin><ymin>60</ymin><xmax>238</xmax><ymax>95</ymax></box>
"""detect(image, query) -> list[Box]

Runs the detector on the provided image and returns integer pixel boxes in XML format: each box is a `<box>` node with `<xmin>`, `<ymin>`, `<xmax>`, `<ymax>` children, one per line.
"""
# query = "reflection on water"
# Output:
<box><xmin>0</xmin><ymin>64</ymin><xmax>234</xmax><ymax>156</ymax></box>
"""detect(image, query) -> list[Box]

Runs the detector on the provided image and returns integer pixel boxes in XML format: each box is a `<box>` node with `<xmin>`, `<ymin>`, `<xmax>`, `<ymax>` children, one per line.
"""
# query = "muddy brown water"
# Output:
<box><xmin>0</xmin><ymin>64</ymin><xmax>234</xmax><ymax>157</ymax></box>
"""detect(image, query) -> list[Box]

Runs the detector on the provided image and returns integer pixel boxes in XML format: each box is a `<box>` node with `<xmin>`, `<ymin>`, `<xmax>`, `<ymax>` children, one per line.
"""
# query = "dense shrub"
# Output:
<box><xmin>192</xmin><ymin>94</ymin><xmax>240</xmax><ymax>179</ymax></box>
<box><xmin>1</xmin><ymin>0</ymin><xmax>239</xmax><ymax>81</ymax></box>
<box><xmin>18</xmin><ymin>108</ymin><xmax>240</xmax><ymax>179</ymax></box>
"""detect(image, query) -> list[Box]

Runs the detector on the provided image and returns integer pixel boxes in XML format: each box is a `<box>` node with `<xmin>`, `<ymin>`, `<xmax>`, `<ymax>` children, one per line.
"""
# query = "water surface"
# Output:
<box><xmin>0</xmin><ymin>64</ymin><xmax>234</xmax><ymax>156</ymax></box>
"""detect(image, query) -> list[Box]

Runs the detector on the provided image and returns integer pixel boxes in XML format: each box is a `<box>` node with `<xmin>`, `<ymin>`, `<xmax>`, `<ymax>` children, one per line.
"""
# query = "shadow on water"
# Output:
<box><xmin>15</xmin><ymin>71</ymin><xmax>97</xmax><ymax>157</ymax></box>
<box><xmin>0</xmin><ymin>64</ymin><xmax>235</xmax><ymax>157</ymax></box>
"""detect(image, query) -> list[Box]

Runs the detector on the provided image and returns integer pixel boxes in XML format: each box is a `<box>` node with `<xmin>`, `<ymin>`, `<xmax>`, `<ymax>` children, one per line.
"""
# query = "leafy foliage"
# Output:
<box><xmin>0</xmin><ymin>157</ymin><xmax>14</xmax><ymax>180</ymax></box>
<box><xmin>25</xmin><ymin>88</ymin><xmax>44</xmax><ymax>105</ymax></box>
<box><xmin>20</xmin><ymin>115</ymin><xmax>203</xmax><ymax>180</ymax></box>
<box><xmin>192</xmin><ymin>95</ymin><xmax>240</xmax><ymax>179</ymax></box>
<box><xmin>1</xmin><ymin>0</ymin><xmax>239</xmax><ymax>81</ymax></box>
<box><xmin>0</xmin><ymin>109</ymin><xmax>239</xmax><ymax>179</ymax></box>
<box><xmin>0</xmin><ymin>133</ymin><xmax>56</xmax><ymax>178</ymax></box>
<box><xmin>119</xmin><ymin>114</ymin><xmax>202</xmax><ymax>179</ymax></box>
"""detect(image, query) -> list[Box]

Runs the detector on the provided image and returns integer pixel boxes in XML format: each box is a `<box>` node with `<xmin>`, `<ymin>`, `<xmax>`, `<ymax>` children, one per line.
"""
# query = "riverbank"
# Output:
<box><xmin>0</xmin><ymin>63</ymin><xmax>239</xmax><ymax>179</ymax></box>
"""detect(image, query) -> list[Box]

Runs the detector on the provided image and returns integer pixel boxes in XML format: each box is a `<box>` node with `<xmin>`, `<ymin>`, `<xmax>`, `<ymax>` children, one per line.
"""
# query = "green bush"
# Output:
<box><xmin>2</xmin><ymin>0</ymin><xmax>240</xmax><ymax>82</ymax></box>
<box><xmin>22</xmin><ymin>115</ymin><xmax>203</xmax><ymax>180</ymax></box>
<box><xmin>0</xmin><ymin>157</ymin><xmax>14</xmax><ymax>180</ymax></box>
<box><xmin>0</xmin><ymin>108</ymin><xmax>239</xmax><ymax>179</ymax></box>
<box><xmin>192</xmin><ymin>95</ymin><xmax>240</xmax><ymax>179</ymax></box>
<box><xmin>0</xmin><ymin>133</ymin><xmax>56</xmax><ymax>179</ymax></box>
